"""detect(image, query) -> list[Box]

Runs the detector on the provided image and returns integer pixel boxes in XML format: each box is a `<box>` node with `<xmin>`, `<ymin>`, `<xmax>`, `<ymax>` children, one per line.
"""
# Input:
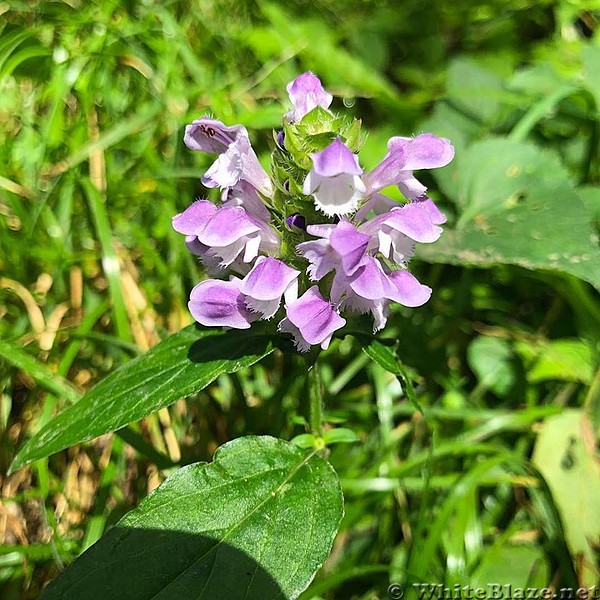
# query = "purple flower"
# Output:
<box><xmin>364</xmin><ymin>133</ymin><xmax>454</xmax><ymax>200</ymax></box>
<box><xmin>176</xmin><ymin>73</ymin><xmax>454</xmax><ymax>351</ymax></box>
<box><xmin>278</xmin><ymin>286</ymin><xmax>346</xmax><ymax>352</ymax></box>
<box><xmin>286</xmin><ymin>72</ymin><xmax>333</xmax><ymax>123</ymax></box>
<box><xmin>172</xmin><ymin>200</ymin><xmax>279</xmax><ymax>268</ymax></box>
<box><xmin>339</xmin><ymin>258</ymin><xmax>432</xmax><ymax>331</ymax></box>
<box><xmin>303</xmin><ymin>139</ymin><xmax>366</xmax><ymax>217</ymax></box>
<box><xmin>240</xmin><ymin>257</ymin><xmax>300</xmax><ymax>319</ymax></box>
<box><xmin>221</xmin><ymin>180</ymin><xmax>271</xmax><ymax>223</ymax></box>
<box><xmin>188</xmin><ymin>278</ymin><xmax>257</xmax><ymax>329</ymax></box>
<box><xmin>296</xmin><ymin>199</ymin><xmax>440</xmax><ymax>331</ymax></box>
<box><xmin>297</xmin><ymin>219</ymin><xmax>369</xmax><ymax>281</ymax></box>
<box><xmin>359</xmin><ymin>199</ymin><xmax>444</xmax><ymax>266</ymax></box>
<box><xmin>184</xmin><ymin>117</ymin><xmax>272</xmax><ymax>197</ymax></box>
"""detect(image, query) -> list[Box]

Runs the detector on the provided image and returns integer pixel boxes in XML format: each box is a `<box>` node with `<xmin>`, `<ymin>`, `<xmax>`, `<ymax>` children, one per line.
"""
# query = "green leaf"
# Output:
<box><xmin>472</xmin><ymin>545</ymin><xmax>550</xmax><ymax>589</ymax></box>
<box><xmin>467</xmin><ymin>336</ymin><xmax>516</xmax><ymax>397</ymax></box>
<box><xmin>532</xmin><ymin>410</ymin><xmax>600</xmax><ymax>587</ymax></box>
<box><xmin>445</xmin><ymin>56</ymin><xmax>509</xmax><ymax>125</ymax></box>
<box><xmin>323</xmin><ymin>428</ymin><xmax>358</xmax><ymax>445</ymax></box>
<box><xmin>582</xmin><ymin>45</ymin><xmax>600</xmax><ymax>110</ymax></box>
<box><xmin>10</xmin><ymin>325</ymin><xmax>276</xmax><ymax>472</ymax></box>
<box><xmin>515</xmin><ymin>338</ymin><xmax>595</xmax><ymax>384</ymax></box>
<box><xmin>41</xmin><ymin>436</ymin><xmax>344</xmax><ymax>600</ymax></box>
<box><xmin>418</xmin><ymin>138</ymin><xmax>600</xmax><ymax>289</ymax></box>
<box><xmin>360</xmin><ymin>337</ymin><xmax>403</xmax><ymax>376</ymax></box>
<box><xmin>359</xmin><ymin>337</ymin><xmax>424</xmax><ymax>414</ymax></box>
<box><xmin>291</xmin><ymin>433</ymin><xmax>316</xmax><ymax>449</ymax></box>
<box><xmin>578</xmin><ymin>186</ymin><xmax>600</xmax><ymax>229</ymax></box>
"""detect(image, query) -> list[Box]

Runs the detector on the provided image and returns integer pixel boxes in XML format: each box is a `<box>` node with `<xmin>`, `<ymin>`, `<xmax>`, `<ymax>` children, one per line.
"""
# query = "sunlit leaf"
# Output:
<box><xmin>418</xmin><ymin>138</ymin><xmax>600</xmax><ymax>289</ymax></box>
<box><xmin>41</xmin><ymin>436</ymin><xmax>344</xmax><ymax>600</ymax></box>
<box><xmin>11</xmin><ymin>325</ymin><xmax>276</xmax><ymax>472</ymax></box>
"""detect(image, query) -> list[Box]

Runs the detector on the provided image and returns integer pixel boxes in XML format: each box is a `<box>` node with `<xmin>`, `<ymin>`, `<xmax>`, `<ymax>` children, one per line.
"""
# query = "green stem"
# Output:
<box><xmin>308</xmin><ymin>361</ymin><xmax>324</xmax><ymax>437</ymax></box>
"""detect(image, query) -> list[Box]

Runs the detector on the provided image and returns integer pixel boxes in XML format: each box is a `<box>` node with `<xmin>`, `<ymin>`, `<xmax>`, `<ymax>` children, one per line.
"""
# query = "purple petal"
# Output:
<box><xmin>311</xmin><ymin>139</ymin><xmax>362</xmax><ymax>177</ymax></box>
<box><xmin>397</xmin><ymin>176</ymin><xmax>427</xmax><ymax>201</ymax></box>
<box><xmin>286</xmin><ymin>72</ymin><xmax>333</xmax><ymax>122</ymax></box>
<box><xmin>185</xmin><ymin>235</ymin><xmax>207</xmax><ymax>256</ymax></box>
<box><xmin>348</xmin><ymin>257</ymin><xmax>397</xmax><ymax>300</ymax></box>
<box><xmin>198</xmin><ymin>206</ymin><xmax>260</xmax><ymax>247</ymax></box>
<box><xmin>329</xmin><ymin>220</ymin><xmax>369</xmax><ymax>275</ymax></box>
<box><xmin>285</xmin><ymin>286</ymin><xmax>346</xmax><ymax>346</ymax></box>
<box><xmin>188</xmin><ymin>278</ymin><xmax>255</xmax><ymax>329</ymax></box>
<box><xmin>354</xmin><ymin>193</ymin><xmax>398</xmax><ymax>223</ymax></box>
<box><xmin>172</xmin><ymin>200</ymin><xmax>218</xmax><ymax>235</ymax></box>
<box><xmin>387</xmin><ymin>134</ymin><xmax>454</xmax><ymax>171</ymax></box>
<box><xmin>388</xmin><ymin>270</ymin><xmax>432</xmax><ymax>307</ymax></box>
<box><xmin>296</xmin><ymin>239</ymin><xmax>337</xmax><ymax>281</ymax></box>
<box><xmin>194</xmin><ymin>128</ymin><xmax>272</xmax><ymax>196</ymax></box>
<box><xmin>418</xmin><ymin>197</ymin><xmax>447</xmax><ymax>225</ymax></box>
<box><xmin>240</xmin><ymin>257</ymin><xmax>300</xmax><ymax>301</ymax></box>
<box><xmin>236</xmin><ymin>135</ymin><xmax>273</xmax><ymax>196</ymax></box>
<box><xmin>363</xmin><ymin>147</ymin><xmax>407</xmax><ymax>193</ymax></box>
<box><xmin>184</xmin><ymin>118</ymin><xmax>247</xmax><ymax>154</ymax></box>
<box><xmin>364</xmin><ymin>133</ymin><xmax>454</xmax><ymax>196</ymax></box>
<box><xmin>201</xmin><ymin>140</ymin><xmax>243</xmax><ymax>190</ymax></box>
<box><xmin>378</xmin><ymin>202</ymin><xmax>443</xmax><ymax>243</ymax></box>
<box><xmin>306</xmin><ymin>223</ymin><xmax>335</xmax><ymax>238</ymax></box>
<box><xmin>222</xmin><ymin>180</ymin><xmax>271</xmax><ymax>223</ymax></box>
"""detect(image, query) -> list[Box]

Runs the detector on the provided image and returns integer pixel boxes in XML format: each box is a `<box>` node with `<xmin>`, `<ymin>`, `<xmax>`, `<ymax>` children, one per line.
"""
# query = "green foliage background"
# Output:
<box><xmin>1</xmin><ymin>0</ymin><xmax>600</xmax><ymax>598</ymax></box>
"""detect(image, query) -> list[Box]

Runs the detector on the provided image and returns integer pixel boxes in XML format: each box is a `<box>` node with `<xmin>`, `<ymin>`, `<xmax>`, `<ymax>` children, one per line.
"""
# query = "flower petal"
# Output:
<box><xmin>188</xmin><ymin>278</ymin><xmax>255</xmax><ymax>329</ymax></box>
<box><xmin>285</xmin><ymin>286</ymin><xmax>346</xmax><ymax>346</ymax></box>
<box><xmin>311</xmin><ymin>139</ymin><xmax>363</xmax><ymax>177</ymax></box>
<box><xmin>184</xmin><ymin>118</ymin><xmax>248</xmax><ymax>154</ymax></box>
<box><xmin>277</xmin><ymin>318</ymin><xmax>312</xmax><ymax>353</ymax></box>
<box><xmin>286</xmin><ymin>72</ymin><xmax>333</xmax><ymax>122</ymax></box>
<box><xmin>240</xmin><ymin>256</ymin><xmax>300</xmax><ymax>301</ymax></box>
<box><xmin>378</xmin><ymin>202</ymin><xmax>443</xmax><ymax>243</ymax></box>
<box><xmin>387</xmin><ymin>134</ymin><xmax>454</xmax><ymax>171</ymax></box>
<box><xmin>388</xmin><ymin>270</ymin><xmax>432</xmax><ymax>307</ymax></box>
<box><xmin>201</xmin><ymin>141</ymin><xmax>243</xmax><ymax>190</ymax></box>
<box><xmin>222</xmin><ymin>180</ymin><xmax>271</xmax><ymax>223</ymax></box>
<box><xmin>198</xmin><ymin>206</ymin><xmax>260</xmax><ymax>247</ymax></box>
<box><xmin>296</xmin><ymin>239</ymin><xmax>337</xmax><ymax>281</ymax></box>
<box><xmin>418</xmin><ymin>197</ymin><xmax>447</xmax><ymax>225</ymax></box>
<box><xmin>397</xmin><ymin>176</ymin><xmax>427</xmax><ymax>201</ymax></box>
<box><xmin>172</xmin><ymin>200</ymin><xmax>218</xmax><ymax>235</ymax></box>
<box><xmin>329</xmin><ymin>219</ymin><xmax>370</xmax><ymax>275</ymax></box>
<box><xmin>311</xmin><ymin>174</ymin><xmax>365</xmax><ymax>217</ymax></box>
<box><xmin>348</xmin><ymin>257</ymin><xmax>397</xmax><ymax>300</ymax></box>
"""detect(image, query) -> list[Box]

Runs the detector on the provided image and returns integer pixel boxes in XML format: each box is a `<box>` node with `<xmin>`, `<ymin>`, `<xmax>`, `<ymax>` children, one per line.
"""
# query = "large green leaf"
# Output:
<box><xmin>41</xmin><ymin>436</ymin><xmax>344</xmax><ymax>600</ymax></box>
<box><xmin>418</xmin><ymin>138</ymin><xmax>600</xmax><ymax>289</ymax></box>
<box><xmin>10</xmin><ymin>325</ymin><xmax>276</xmax><ymax>472</ymax></box>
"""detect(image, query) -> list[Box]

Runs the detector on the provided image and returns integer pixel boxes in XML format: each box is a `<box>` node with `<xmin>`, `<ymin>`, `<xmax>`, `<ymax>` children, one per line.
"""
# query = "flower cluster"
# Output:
<box><xmin>173</xmin><ymin>73</ymin><xmax>454</xmax><ymax>352</ymax></box>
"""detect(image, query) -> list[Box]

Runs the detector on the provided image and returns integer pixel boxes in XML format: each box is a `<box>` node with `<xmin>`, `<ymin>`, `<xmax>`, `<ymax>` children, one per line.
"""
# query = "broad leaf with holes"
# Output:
<box><xmin>41</xmin><ymin>436</ymin><xmax>344</xmax><ymax>600</ymax></box>
<box><xmin>418</xmin><ymin>138</ymin><xmax>600</xmax><ymax>289</ymax></box>
<box><xmin>11</xmin><ymin>325</ymin><xmax>276</xmax><ymax>472</ymax></box>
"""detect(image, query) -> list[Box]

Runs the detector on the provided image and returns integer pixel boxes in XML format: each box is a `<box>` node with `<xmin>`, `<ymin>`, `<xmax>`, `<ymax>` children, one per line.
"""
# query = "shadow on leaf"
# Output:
<box><xmin>187</xmin><ymin>324</ymin><xmax>277</xmax><ymax>363</ymax></box>
<box><xmin>41</xmin><ymin>526</ymin><xmax>287</xmax><ymax>600</ymax></box>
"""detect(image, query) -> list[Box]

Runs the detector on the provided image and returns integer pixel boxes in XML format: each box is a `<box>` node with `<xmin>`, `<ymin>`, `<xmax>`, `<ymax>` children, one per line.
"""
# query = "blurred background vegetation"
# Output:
<box><xmin>1</xmin><ymin>0</ymin><xmax>600</xmax><ymax>598</ymax></box>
